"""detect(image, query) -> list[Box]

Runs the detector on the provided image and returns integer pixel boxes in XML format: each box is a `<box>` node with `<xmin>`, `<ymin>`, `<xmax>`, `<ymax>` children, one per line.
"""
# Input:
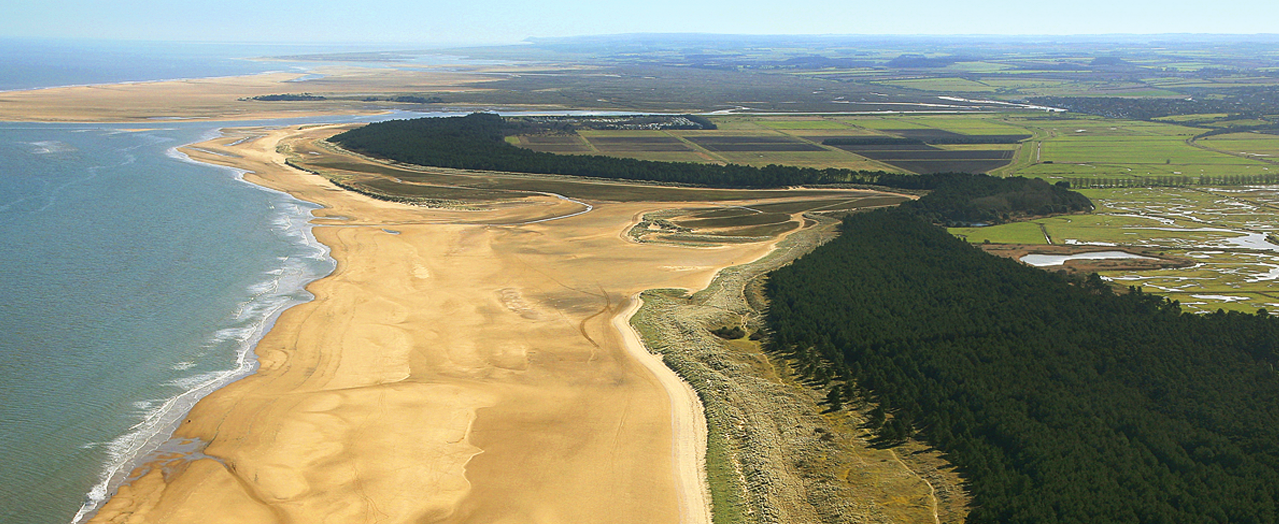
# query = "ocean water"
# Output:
<box><xmin>0</xmin><ymin>39</ymin><xmax>438</xmax><ymax>523</ymax></box>
<box><xmin>0</xmin><ymin>122</ymin><xmax>337</xmax><ymax>523</ymax></box>
<box><xmin>0</xmin><ymin>39</ymin><xmax>506</xmax><ymax>92</ymax></box>
<box><xmin>0</xmin><ymin>38</ymin><xmax>616</xmax><ymax>523</ymax></box>
<box><xmin>0</xmin><ymin>39</ymin><xmax>415</xmax><ymax>92</ymax></box>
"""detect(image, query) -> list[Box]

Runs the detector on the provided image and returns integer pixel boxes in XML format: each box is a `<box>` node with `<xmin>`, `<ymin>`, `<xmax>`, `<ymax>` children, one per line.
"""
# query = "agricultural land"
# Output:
<box><xmin>47</xmin><ymin>34</ymin><xmax>1279</xmax><ymax>524</ymax></box>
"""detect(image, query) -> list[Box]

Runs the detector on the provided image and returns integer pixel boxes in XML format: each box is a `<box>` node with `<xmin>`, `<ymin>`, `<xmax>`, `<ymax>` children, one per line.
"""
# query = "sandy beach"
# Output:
<box><xmin>83</xmin><ymin>124</ymin><xmax>810</xmax><ymax>523</ymax></box>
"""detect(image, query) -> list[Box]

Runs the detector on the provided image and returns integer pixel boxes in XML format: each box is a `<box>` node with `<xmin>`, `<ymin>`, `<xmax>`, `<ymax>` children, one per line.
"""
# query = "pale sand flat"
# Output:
<box><xmin>86</xmin><ymin>125</ymin><xmax>806</xmax><ymax>523</ymax></box>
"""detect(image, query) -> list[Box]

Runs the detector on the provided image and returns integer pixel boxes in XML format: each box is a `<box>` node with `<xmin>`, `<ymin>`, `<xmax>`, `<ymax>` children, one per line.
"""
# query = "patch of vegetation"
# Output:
<box><xmin>898</xmin><ymin>175</ymin><xmax>1093</xmax><ymax>226</ymax></box>
<box><xmin>246</xmin><ymin>93</ymin><xmax>327</xmax><ymax>101</ymax></box>
<box><xmin>361</xmin><ymin>95</ymin><xmax>444</xmax><ymax>104</ymax></box>
<box><xmin>765</xmin><ymin>209</ymin><xmax>1279</xmax><ymax>523</ymax></box>
<box><xmin>710</xmin><ymin>326</ymin><xmax>746</xmax><ymax>340</ymax></box>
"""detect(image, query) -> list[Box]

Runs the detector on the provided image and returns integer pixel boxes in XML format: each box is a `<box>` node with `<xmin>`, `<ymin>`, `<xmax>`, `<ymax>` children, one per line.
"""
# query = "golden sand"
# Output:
<box><xmin>86</xmin><ymin>125</ymin><xmax>828</xmax><ymax>523</ymax></box>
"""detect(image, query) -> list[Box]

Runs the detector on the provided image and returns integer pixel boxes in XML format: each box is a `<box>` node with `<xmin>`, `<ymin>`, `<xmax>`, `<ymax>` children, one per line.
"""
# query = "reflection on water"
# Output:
<box><xmin>1021</xmin><ymin>251</ymin><xmax>1155</xmax><ymax>267</ymax></box>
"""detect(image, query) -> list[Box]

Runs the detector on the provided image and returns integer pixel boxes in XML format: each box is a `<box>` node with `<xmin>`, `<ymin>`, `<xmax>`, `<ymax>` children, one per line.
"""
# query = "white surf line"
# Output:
<box><xmin>612</xmin><ymin>295</ymin><xmax>712</xmax><ymax>524</ymax></box>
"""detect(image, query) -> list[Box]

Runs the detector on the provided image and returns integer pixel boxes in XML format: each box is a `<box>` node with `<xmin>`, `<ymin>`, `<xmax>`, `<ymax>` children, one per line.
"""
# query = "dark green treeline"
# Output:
<box><xmin>764</xmin><ymin>209</ymin><xmax>1279</xmax><ymax>523</ymax></box>
<box><xmin>329</xmin><ymin>113</ymin><xmax>1093</xmax><ymax>224</ymax></box>
<box><xmin>331</xmin><ymin>113</ymin><xmax>884</xmax><ymax>188</ymax></box>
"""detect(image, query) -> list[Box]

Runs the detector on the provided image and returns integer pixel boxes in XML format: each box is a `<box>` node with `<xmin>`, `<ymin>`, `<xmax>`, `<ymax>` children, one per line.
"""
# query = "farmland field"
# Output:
<box><xmin>511</xmin><ymin>114</ymin><xmax>1048</xmax><ymax>174</ymax></box>
<box><xmin>684</xmin><ymin>135</ymin><xmax>826</xmax><ymax>152</ymax></box>
<box><xmin>1198</xmin><ymin>132</ymin><xmax>1279</xmax><ymax>158</ymax></box>
<box><xmin>514</xmin><ymin>134</ymin><xmax>593</xmax><ymax>153</ymax></box>
<box><xmin>584</xmin><ymin>135</ymin><xmax>692</xmax><ymax>152</ymax></box>
<box><xmin>757</xmin><ymin>119</ymin><xmax>852</xmax><ymax>130</ymax></box>
<box><xmin>994</xmin><ymin>116</ymin><xmax>1278</xmax><ymax>183</ymax></box>
<box><xmin>506</xmin><ymin>114</ymin><xmax>1279</xmax><ymax>186</ymax></box>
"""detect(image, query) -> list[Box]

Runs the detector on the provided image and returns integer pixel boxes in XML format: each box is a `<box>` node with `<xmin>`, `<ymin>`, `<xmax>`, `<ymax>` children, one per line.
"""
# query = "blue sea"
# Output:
<box><xmin>0</xmin><ymin>39</ymin><xmax>436</xmax><ymax>92</ymax></box>
<box><xmin>0</xmin><ymin>40</ymin><xmax>415</xmax><ymax>524</ymax></box>
<box><xmin>0</xmin><ymin>121</ymin><xmax>346</xmax><ymax>523</ymax></box>
<box><xmin>0</xmin><ymin>40</ymin><xmax>617</xmax><ymax>524</ymax></box>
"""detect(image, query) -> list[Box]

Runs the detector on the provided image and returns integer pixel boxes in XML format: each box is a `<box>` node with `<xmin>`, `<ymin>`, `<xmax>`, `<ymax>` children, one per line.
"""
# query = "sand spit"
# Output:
<box><xmin>85</xmin><ymin>125</ymin><xmax>819</xmax><ymax>523</ymax></box>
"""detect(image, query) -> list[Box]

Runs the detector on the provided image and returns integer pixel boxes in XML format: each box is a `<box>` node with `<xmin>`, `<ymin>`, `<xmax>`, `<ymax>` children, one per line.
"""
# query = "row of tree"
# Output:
<box><xmin>331</xmin><ymin>113</ymin><xmax>872</xmax><ymax>188</ymax></box>
<box><xmin>246</xmin><ymin>93</ymin><xmax>327</xmax><ymax>101</ymax></box>
<box><xmin>898</xmin><ymin>176</ymin><xmax>1093</xmax><ymax>226</ymax></box>
<box><xmin>1065</xmin><ymin>174</ymin><xmax>1279</xmax><ymax>188</ymax></box>
<box><xmin>330</xmin><ymin>114</ymin><xmax>1092</xmax><ymax>225</ymax></box>
<box><xmin>764</xmin><ymin>206</ymin><xmax>1279</xmax><ymax>523</ymax></box>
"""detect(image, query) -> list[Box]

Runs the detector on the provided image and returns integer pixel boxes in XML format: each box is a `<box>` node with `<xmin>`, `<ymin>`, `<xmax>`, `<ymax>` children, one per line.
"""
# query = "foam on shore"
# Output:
<box><xmin>69</xmin><ymin>135</ymin><xmax>336</xmax><ymax>524</ymax></box>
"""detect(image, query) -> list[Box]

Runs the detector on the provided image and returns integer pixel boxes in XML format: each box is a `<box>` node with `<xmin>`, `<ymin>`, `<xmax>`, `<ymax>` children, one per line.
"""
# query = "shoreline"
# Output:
<box><xmin>612</xmin><ymin>295</ymin><xmax>712</xmax><ymax>524</ymax></box>
<box><xmin>85</xmin><ymin>124</ymin><xmax>800</xmax><ymax>523</ymax></box>
<box><xmin>71</xmin><ymin>134</ymin><xmax>339</xmax><ymax>523</ymax></box>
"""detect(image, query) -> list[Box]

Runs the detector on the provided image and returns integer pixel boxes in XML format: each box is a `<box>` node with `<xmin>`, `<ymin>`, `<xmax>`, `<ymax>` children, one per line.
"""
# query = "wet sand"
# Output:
<box><xmin>85</xmin><ymin>125</ymin><xmax>803</xmax><ymax>523</ymax></box>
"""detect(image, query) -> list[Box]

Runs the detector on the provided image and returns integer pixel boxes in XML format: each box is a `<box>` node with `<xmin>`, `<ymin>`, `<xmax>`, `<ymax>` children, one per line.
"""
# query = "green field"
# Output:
<box><xmin>757</xmin><ymin>119</ymin><xmax>852</xmax><ymax>130</ymax></box>
<box><xmin>892</xmin><ymin>116</ymin><xmax>1031</xmax><ymax>135</ymax></box>
<box><xmin>877</xmin><ymin>77</ymin><xmax>997</xmax><ymax>92</ymax></box>
<box><xmin>1041</xmin><ymin>136</ymin><xmax>1256</xmax><ymax>164</ymax></box>
<box><xmin>1199</xmin><ymin>133</ymin><xmax>1279</xmax><ymax>158</ymax></box>
<box><xmin>844</xmin><ymin>118</ymin><xmax>938</xmax><ymax>130</ymax></box>
<box><xmin>1152</xmin><ymin>113</ymin><xmax>1233</xmax><ymax>123</ymax></box>
<box><xmin>950</xmin><ymin>187</ymin><xmax>1279</xmax><ymax>314</ymax></box>
<box><xmin>994</xmin><ymin>116</ymin><xmax>1275</xmax><ymax>181</ymax></box>
<box><xmin>942</xmin><ymin>61</ymin><xmax>1016</xmax><ymax>73</ymax></box>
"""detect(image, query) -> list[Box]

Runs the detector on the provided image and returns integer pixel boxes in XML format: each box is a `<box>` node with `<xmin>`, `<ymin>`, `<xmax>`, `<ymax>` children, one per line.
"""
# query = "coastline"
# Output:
<box><xmin>70</xmin><ymin>135</ymin><xmax>339</xmax><ymax>523</ymax></box>
<box><xmin>612</xmin><ymin>295</ymin><xmax>712</xmax><ymax>524</ymax></box>
<box><xmin>84</xmin><ymin>124</ymin><xmax>794</xmax><ymax>523</ymax></box>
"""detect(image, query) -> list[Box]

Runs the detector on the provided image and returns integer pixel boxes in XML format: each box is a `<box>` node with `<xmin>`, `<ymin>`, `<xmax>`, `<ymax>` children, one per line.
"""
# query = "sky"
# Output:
<box><xmin>2</xmin><ymin>0</ymin><xmax>1277</xmax><ymax>45</ymax></box>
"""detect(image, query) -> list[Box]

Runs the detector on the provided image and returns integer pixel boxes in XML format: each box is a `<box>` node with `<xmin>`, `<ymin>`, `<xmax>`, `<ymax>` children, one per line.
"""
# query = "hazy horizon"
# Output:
<box><xmin>4</xmin><ymin>0</ymin><xmax>1278</xmax><ymax>46</ymax></box>
<box><xmin>4</xmin><ymin>32</ymin><xmax>1279</xmax><ymax>53</ymax></box>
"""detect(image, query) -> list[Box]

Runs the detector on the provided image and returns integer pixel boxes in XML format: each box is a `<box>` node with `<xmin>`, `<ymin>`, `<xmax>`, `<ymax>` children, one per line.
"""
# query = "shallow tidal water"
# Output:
<box><xmin>0</xmin><ymin>122</ymin><xmax>338</xmax><ymax>523</ymax></box>
<box><xmin>0</xmin><ymin>38</ymin><xmax>632</xmax><ymax>522</ymax></box>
